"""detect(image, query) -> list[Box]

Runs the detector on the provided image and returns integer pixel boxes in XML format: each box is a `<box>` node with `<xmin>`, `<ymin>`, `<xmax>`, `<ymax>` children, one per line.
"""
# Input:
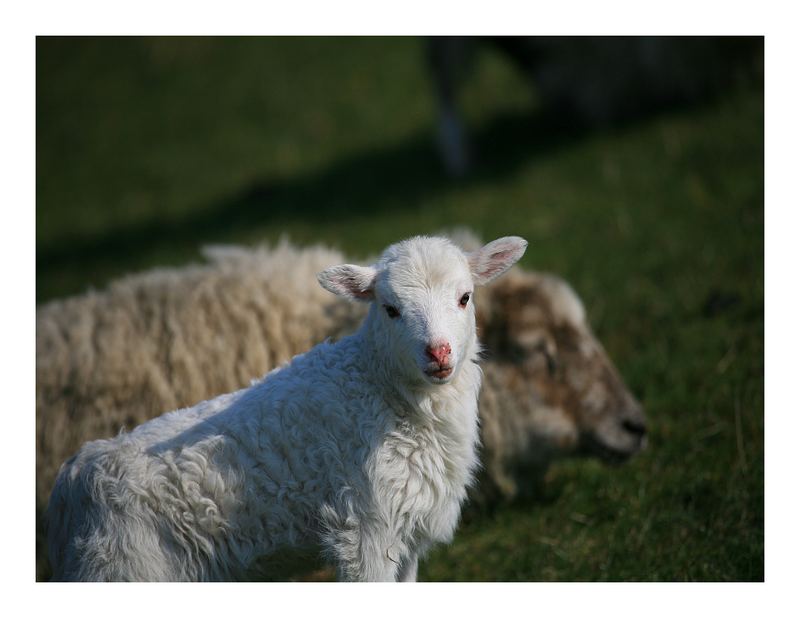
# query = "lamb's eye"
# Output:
<box><xmin>384</xmin><ymin>305</ymin><xmax>400</xmax><ymax>319</ymax></box>
<box><xmin>459</xmin><ymin>293</ymin><xmax>471</xmax><ymax>308</ymax></box>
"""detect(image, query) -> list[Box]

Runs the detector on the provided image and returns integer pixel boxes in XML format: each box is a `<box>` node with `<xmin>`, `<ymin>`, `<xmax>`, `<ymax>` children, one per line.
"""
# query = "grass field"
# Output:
<box><xmin>36</xmin><ymin>37</ymin><xmax>763</xmax><ymax>581</ymax></box>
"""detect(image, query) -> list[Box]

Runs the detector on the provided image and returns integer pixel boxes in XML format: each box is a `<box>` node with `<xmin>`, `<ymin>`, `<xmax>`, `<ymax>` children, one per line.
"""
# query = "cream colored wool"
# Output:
<box><xmin>37</xmin><ymin>240</ymin><xmax>364</xmax><ymax>513</ymax></box>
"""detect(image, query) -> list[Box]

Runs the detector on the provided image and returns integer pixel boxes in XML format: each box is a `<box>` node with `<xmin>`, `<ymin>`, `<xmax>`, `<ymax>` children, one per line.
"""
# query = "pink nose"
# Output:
<box><xmin>426</xmin><ymin>342</ymin><xmax>452</xmax><ymax>366</ymax></box>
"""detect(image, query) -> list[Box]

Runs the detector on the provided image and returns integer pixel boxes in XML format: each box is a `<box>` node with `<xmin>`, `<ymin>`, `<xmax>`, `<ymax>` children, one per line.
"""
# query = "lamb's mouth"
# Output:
<box><xmin>425</xmin><ymin>366</ymin><xmax>453</xmax><ymax>380</ymax></box>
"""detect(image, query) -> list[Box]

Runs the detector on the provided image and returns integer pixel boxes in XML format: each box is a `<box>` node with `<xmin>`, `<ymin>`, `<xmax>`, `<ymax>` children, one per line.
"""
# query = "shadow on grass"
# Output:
<box><xmin>460</xmin><ymin>470</ymin><xmax>569</xmax><ymax>529</ymax></box>
<box><xmin>37</xmin><ymin>81</ymin><xmax>751</xmax><ymax>304</ymax></box>
<box><xmin>36</xmin><ymin>106</ymin><xmax>582</xmax><ymax>302</ymax></box>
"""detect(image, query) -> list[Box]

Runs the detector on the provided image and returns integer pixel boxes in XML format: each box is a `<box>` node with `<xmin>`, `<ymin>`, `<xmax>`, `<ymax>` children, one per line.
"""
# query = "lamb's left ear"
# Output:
<box><xmin>468</xmin><ymin>236</ymin><xmax>528</xmax><ymax>285</ymax></box>
<box><xmin>317</xmin><ymin>264</ymin><xmax>377</xmax><ymax>301</ymax></box>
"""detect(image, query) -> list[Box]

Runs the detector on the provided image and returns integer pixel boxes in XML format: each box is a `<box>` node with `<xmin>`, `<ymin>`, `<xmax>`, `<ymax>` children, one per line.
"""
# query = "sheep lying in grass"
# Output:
<box><xmin>46</xmin><ymin>235</ymin><xmax>527</xmax><ymax>581</ymax></box>
<box><xmin>36</xmin><ymin>240</ymin><xmax>362</xmax><ymax>521</ymax></box>
<box><xmin>36</xmin><ymin>234</ymin><xmax>646</xmax><ymax>579</ymax></box>
<box><xmin>472</xmin><ymin>266</ymin><xmax>646</xmax><ymax>503</ymax></box>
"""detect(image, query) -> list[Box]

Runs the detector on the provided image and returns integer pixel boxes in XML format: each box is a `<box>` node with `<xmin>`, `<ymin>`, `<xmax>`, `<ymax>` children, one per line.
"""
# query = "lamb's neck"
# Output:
<box><xmin>351</xmin><ymin>314</ymin><xmax>482</xmax><ymax>496</ymax></box>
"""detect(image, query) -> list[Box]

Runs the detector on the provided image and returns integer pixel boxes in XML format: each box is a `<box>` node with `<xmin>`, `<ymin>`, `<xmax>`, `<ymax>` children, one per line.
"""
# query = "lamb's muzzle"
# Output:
<box><xmin>426</xmin><ymin>341</ymin><xmax>452</xmax><ymax>365</ymax></box>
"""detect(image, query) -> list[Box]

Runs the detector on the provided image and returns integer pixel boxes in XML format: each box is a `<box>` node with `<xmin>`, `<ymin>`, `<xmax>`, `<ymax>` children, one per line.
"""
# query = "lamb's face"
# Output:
<box><xmin>480</xmin><ymin>271</ymin><xmax>647</xmax><ymax>462</ymax></box>
<box><xmin>372</xmin><ymin>238</ymin><xmax>477</xmax><ymax>386</ymax></box>
<box><xmin>318</xmin><ymin>235</ymin><xmax>528</xmax><ymax>388</ymax></box>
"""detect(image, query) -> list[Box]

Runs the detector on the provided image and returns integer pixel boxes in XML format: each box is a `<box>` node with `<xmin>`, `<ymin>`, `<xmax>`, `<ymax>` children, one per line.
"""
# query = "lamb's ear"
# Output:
<box><xmin>317</xmin><ymin>264</ymin><xmax>377</xmax><ymax>301</ymax></box>
<box><xmin>468</xmin><ymin>236</ymin><xmax>528</xmax><ymax>285</ymax></box>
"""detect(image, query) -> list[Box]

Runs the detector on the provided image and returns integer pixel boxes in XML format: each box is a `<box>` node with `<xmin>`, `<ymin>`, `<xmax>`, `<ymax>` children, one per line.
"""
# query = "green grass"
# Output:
<box><xmin>36</xmin><ymin>37</ymin><xmax>763</xmax><ymax>581</ymax></box>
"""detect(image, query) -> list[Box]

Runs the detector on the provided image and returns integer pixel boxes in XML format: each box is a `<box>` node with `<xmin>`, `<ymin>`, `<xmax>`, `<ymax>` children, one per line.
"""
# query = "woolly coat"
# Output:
<box><xmin>46</xmin><ymin>239</ymin><xmax>485</xmax><ymax>582</ymax></box>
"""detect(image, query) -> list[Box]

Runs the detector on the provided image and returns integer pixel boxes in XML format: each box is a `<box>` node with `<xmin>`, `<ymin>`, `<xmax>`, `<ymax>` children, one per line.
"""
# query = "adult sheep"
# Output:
<box><xmin>46</xmin><ymin>235</ymin><xmax>527</xmax><ymax>581</ymax></box>
<box><xmin>473</xmin><ymin>265</ymin><xmax>646</xmax><ymax>503</ymax></box>
<box><xmin>37</xmin><ymin>240</ymin><xmax>361</xmax><ymax>519</ymax></box>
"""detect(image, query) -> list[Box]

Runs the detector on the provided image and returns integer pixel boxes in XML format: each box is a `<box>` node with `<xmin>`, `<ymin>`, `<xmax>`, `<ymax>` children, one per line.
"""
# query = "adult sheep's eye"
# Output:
<box><xmin>384</xmin><ymin>305</ymin><xmax>400</xmax><ymax>319</ymax></box>
<box><xmin>538</xmin><ymin>345</ymin><xmax>558</xmax><ymax>378</ymax></box>
<box><xmin>542</xmin><ymin>348</ymin><xmax>558</xmax><ymax>376</ymax></box>
<box><xmin>459</xmin><ymin>293</ymin><xmax>471</xmax><ymax>308</ymax></box>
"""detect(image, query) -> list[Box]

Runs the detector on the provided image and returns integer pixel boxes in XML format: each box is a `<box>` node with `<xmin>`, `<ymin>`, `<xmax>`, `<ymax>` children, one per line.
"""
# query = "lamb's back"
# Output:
<box><xmin>49</xmin><ymin>334</ymin><xmax>388</xmax><ymax>580</ymax></box>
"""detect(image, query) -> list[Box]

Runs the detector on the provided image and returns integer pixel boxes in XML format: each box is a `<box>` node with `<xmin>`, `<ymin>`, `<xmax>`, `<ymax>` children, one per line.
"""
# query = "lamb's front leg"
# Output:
<box><xmin>336</xmin><ymin>545</ymin><xmax>399</xmax><ymax>582</ymax></box>
<box><xmin>396</xmin><ymin>552</ymin><xmax>418</xmax><ymax>582</ymax></box>
<box><xmin>326</xmin><ymin>526</ymin><xmax>399</xmax><ymax>581</ymax></box>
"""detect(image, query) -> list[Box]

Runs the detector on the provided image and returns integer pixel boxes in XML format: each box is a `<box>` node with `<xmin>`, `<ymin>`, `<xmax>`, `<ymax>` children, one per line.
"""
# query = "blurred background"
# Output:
<box><xmin>36</xmin><ymin>36</ymin><xmax>763</xmax><ymax>581</ymax></box>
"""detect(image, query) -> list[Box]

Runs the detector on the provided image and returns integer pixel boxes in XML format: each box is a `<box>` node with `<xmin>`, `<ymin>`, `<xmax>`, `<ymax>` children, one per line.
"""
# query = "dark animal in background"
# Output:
<box><xmin>426</xmin><ymin>36</ymin><xmax>762</xmax><ymax>175</ymax></box>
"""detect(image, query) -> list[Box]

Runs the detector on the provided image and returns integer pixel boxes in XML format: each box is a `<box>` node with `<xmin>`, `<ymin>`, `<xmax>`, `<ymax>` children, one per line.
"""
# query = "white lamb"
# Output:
<box><xmin>46</xmin><ymin>234</ymin><xmax>527</xmax><ymax>581</ymax></box>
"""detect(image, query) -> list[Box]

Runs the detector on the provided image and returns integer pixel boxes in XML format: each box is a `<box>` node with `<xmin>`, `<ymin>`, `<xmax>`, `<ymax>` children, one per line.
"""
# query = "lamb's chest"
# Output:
<box><xmin>373</xmin><ymin>426</ymin><xmax>471</xmax><ymax>544</ymax></box>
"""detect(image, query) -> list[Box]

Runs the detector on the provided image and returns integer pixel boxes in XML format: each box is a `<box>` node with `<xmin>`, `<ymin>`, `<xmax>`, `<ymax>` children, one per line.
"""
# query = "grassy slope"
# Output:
<box><xmin>36</xmin><ymin>37</ymin><xmax>763</xmax><ymax>581</ymax></box>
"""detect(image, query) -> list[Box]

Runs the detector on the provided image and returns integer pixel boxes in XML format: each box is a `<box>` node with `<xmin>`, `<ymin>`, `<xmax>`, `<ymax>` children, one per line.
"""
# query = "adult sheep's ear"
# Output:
<box><xmin>317</xmin><ymin>264</ymin><xmax>377</xmax><ymax>301</ymax></box>
<box><xmin>468</xmin><ymin>236</ymin><xmax>528</xmax><ymax>285</ymax></box>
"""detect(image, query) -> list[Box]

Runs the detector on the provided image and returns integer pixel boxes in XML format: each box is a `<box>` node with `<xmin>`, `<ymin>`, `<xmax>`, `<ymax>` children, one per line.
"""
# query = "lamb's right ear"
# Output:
<box><xmin>317</xmin><ymin>264</ymin><xmax>377</xmax><ymax>301</ymax></box>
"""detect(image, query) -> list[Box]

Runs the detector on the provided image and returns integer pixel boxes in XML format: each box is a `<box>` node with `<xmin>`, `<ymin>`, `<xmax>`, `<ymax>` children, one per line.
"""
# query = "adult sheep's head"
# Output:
<box><xmin>478</xmin><ymin>268</ymin><xmax>647</xmax><ymax>468</ymax></box>
<box><xmin>318</xmin><ymin>235</ymin><xmax>527</xmax><ymax>388</ymax></box>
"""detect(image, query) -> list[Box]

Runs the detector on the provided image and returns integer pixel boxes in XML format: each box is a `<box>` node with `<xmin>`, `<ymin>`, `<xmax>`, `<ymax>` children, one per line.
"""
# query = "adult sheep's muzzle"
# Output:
<box><xmin>581</xmin><ymin>403</ymin><xmax>648</xmax><ymax>463</ymax></box>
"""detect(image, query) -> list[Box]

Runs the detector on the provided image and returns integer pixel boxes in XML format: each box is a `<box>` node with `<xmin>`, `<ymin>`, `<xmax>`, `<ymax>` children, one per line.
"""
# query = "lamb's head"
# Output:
<box><xmin>479</xmin><ymin>269</ymin><xmax>646</xmax><ymax>462</ymax></box>
<box><xmin>318</xmin><ymin>235</ymin><xmax>527</xmax><ymax>387</ymax></box>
